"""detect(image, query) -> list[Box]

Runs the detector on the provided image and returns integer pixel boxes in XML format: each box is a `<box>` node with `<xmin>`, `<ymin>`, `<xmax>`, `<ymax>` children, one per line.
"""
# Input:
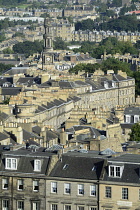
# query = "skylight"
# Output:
<box><xmin>63</xmin><ymin>164</ymin><xmax>69</xmax><ymax>170</ymax></box>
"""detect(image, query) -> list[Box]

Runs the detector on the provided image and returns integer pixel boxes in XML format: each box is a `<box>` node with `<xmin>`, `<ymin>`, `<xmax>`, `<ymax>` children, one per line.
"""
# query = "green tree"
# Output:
<box><xmin>97</xmin><ymin>3</ymin><xmax>108</xmax><ymax>13</ymax></box>
<box><xmin>105</xmin><ymin>10</ymin><xmax>115</xmax><ymax>17</ymax></box>
<box><xmin>53</xmin><ymin>37</ymin><xmax>68</xmax><ymax>50</ymax></box>
<box><xmin>13</xmin><ymin>40</ymin><xmax>43</xmax><ymax>57</ymax></box>
<box><xmin>0</xmin><ymin>63</ymin><xmax>14</xmax><ymax>74</ymax></box>
<box><xmin>12</xmin><ymin>32</ymin><xmax>25</xmax><ymax>38</ymax></box>
<box><xmin>3</xmin><ymin>48</ymin><xmax>14</xmax><ymax>54</ymax></box>
<box><xmin>131</xmin><ymin>71</ymin><xmax>140</xmax><ymax>96</ymax></box>
<box><xmin>75</xmin><ymin>19</ymin><xmax>96</xmax><ymax>31</ymax></box>
<box><xmin>101</xmin><ymin>57</ymin><xmax>132</xmax><ymax>75</ymax></box>
<box><xmin>3</xmin><ymin>97</ymin><xmax>10</xmax><ymax>105</ymax></box>
<box><xmin>112</xmin><ymin>0</ymin><xmax>122</xmax><ymax>7</ymax></box>
<box><xmin>99</xmin><ymin>15</ymin><xmax>138</xmax><ymax>32</ymax></box>
<box><xmin>69</xmin><ymin>63</ymin><xmax>101</xmax><ymax>74</ymax></box>
<box><xmin>129</xmin><ymin>123</ymin><xmax>140</xmax><ymax>141</ymax></box>
<box><xmin>40</xmin><ymin>13</ymin><xmax>50</xmax><ymax>18</ymax></box>
<box><xmin>0</xmin><ymin>33</ymin><xmax>6</xmax><ymax>43</ymax></box>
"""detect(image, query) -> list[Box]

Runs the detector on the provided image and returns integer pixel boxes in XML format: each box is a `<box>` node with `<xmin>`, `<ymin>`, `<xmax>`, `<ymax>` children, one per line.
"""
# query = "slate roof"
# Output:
<box><xmin>3</xmin><ymin>67</ymin><xmax>29</xmax><ymax>75</ymax></box>
<box><xmin>0</xmin><ymin>147</ymin><xmax>56</xmax><ymax>175</ymax></box>
<box><xmin>0</xmin><ymin>76</ymin><xmax>13</xmax><ymax>87</ymax></box>
<box><xmin>0</xmin><ymin>132</ymin><xmax>9</xmax><ymax>141</ymax></box>
<box><xmin>46</xmin><ymin>130</ymin><xmax>59</xmax><ymax>141</ymax></box>
<box><xmin>50</xmin><ymin>152</ymin><xmax>105</xmax><ymax>180</ymax></box>
<box><xmin>23</xmin><ymin>129</ymin><xmax>42</xmax><ymax>141</ymax></box>
<box><xmin>1</xmin><ymin>87</ymin><xmax>22</xmax><ymax>95</ymax></box>
<box><xmin>65</xmin><ymin>125</ymin><xmax>106</xmax><ymax>139</ymax></box>
<box><xmin>0</xmin><ymin>112</ymin><xmax>9</xmax><ymax>122</ymax></box>
<box><xmin>59</xmin><ymin>81</ymin><xmax>73</xmax><ymax>89</ymax></box>
<box><xmin>120</xmin><ymin>123</ymin><xmax>133</xmax><ymax>129</ymax></box>
<box><xmin>124</xmin><ymin>106</ymin><xmax>140</xmax><ymax>115</ymax></box>
<box><xmin>86</xmin><ymin>79</ymin><xmax>104</xmax><ymax>91</ymax></box>
<box><xmin>17</xmin><ymin>76</ymin><xmax>41</xmax><ymax>86</ymax></box>
<box><xmin>32</xmin><ymin>126</ymin><xmax>41</xmax><ymax>135</ymax></box>
<box><xmin>103</xmin><ymin>154</ymin><xmax>140</xmax><ymax>184</ymax></box>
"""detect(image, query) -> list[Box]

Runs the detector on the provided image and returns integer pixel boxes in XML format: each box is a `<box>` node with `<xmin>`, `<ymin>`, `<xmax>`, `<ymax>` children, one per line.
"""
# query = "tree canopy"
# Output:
<box><xmin>53</xmin><ymin>37</ymin><xmax>68</xmax><ymax>50</ymax></box>
<box><xmin>0</xmin><ymin>63</ymin><xmax>14</xmax><ymax>74</ymax></box>
<box><xmin>129</xmin><ymin>123</ymin><xmax>140</xmax><ymax>141</ymax></box>
<box><xmin>69</xmin><ymin>57</ymin><xmax>132</xmax><ymax>75</ymax></box>
<box><xmin>0</xmin><ymin>0</ymin><xmax>27</xmax><ymax>6</ymax></box>
<box><xmin>75</xmin><ymin>15</ymin><xmax>140</xmax><ymax>32</ymax></box>
<box><xmin>13</xmin><ymin>40</ymin><xmax>43</xmax><ymax>57</ymax></box>
<box><xmin>73</xmin><ymin>37</ymin><xmax>138</xmax><ymax>59</ymax></box>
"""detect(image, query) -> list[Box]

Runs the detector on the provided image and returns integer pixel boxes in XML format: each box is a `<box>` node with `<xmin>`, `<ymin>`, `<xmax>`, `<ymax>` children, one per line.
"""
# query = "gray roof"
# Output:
<box><xmin>124</xmin><ymin>107</ymin><xmax>140</xmax><ymax>115</ymax></box>
<box><xmin>32</xmin><ymin>126</ymin><xmax>41</xmax><ymax>135</ymax></box>
<box><xmin>0</xmin><ymin>147</ymin><xmax>56</xmax><ymax>175</ymax></box>
<box><xmin>23</xmin><ymin>129</ymin><xmax>42</xmax><ymax>141</ymax></box>
<box><xmin>65</xmin><ymin>125</ymin><xmax>106</xmax><ymax>139</ymax></box>
<box><xmin>0</xmin><ymin>132</ymin><xmax>9</xmax><ymax>141</ymax></box>
<box><xmin>120</xmin><ymin>123</ymin><xmax>133</xmax><ymax>129</ymax></box>
<box><xmin>0</xmin><ymin>112</ymin><xmax>9</xmax><ymax>122</ymax></box>
<box><xmin>3</xmin><ymin>67</ymin><xmax>29</xmax><ymax>75</ymax></box>
<box><xmin>46</xmin><ymin>130</ymin><xmax>59</xmax><ymax>141</ymax></box>
<box><xmin>50</xmin><ymin>152</ymin><xmax>105</xmax><ymax>180</ymax></box>
<box><xmin>1</xmin><ymin>87</ymin><xmax>22</xmax><ymax>95</ymax></box>
<box><xmin>108</xmin><ymin>153</ymin><xmax>140</xmax><ymax>164</ymax></box>
<box><xmin>0</xmin><ymin>76</ymin><xmax>13</xmax><ymax>86</ymax></box>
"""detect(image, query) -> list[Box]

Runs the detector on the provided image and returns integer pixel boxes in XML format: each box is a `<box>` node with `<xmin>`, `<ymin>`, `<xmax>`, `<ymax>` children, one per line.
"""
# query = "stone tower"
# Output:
<box><xmin>42</xmin><ymin>18</ymin><xmax>54</xmax><ymax>69</ymax></box>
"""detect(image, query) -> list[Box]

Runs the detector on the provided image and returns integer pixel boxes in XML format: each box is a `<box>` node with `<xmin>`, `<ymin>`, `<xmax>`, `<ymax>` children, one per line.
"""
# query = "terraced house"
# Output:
<box><xmin>0</xmin><ymin>144</ymin><xmax>140</xmax><ymax>210</ymax></box>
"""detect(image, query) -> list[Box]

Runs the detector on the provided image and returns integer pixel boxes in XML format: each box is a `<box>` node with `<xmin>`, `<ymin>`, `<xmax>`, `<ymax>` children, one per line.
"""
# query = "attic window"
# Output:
<box><xmin>63</xmin><ymin>164</ymin><xmax>69</xmax><ymax>170</ymax></box>
<box><xmin>109</xmin><ymin>165</ymin><xmax>124</xmax><ymax>178</ymax></box>
<box><xmin>5</xmin><ymin>158</ymin><xmax>17</xmax><ymax>170</ymax></box>
<box><xmin>34</xmin><ymin>159</ymin><xmax>41</xmax><ymax>172</ymax></box>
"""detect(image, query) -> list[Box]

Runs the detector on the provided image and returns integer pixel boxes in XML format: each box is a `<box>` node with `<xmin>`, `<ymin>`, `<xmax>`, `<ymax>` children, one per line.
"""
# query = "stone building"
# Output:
<box><xmin>99</xmin><ymin>153</ymin><xmax>140</xmax><ymax>210</ymax></box>
<box><xmin>63</xmin><ymin>5</ymin><xmax>95</xmax><ymax>17</ymax></box>
<box><xmin>0</xmin><ymin>145</ymin><xmax>59</xmax><ymax>210</ymax></box>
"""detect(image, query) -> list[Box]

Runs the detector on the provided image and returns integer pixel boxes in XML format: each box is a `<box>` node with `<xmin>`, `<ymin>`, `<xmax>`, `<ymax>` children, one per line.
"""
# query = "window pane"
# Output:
<box><xmin>3</xmin><ymin>200</ymin><xmax>9</xmax><ymax>210</ymax></box>
<box><xmin>110</xmin><ymin>166</ymin><xmax>114</xmax><ymax>176</ymax></box>
<box><xmin>116</xmin><ymin>167</ymin><xmax>120</xmax><ymax>177</ymax></box>
<box><xmin>7</xmin><ymin>159</ymin><xmax>11</xmax><ymax>168</ymax></box>
<box><xmin>122</xmin><ymin>188</ymin><xmax>128</xmax><ymax>199</ymax></box>
<box><xmin>51</xmin><ymin>204</ymin><xmax>57</xmax><ymax>210</ymax></box>
<box><xmin>12</xmin><ymin>159</ymin><xmax>17</xmax><ymax>168</ymax></box>
<box><xmin>33</xmin><ymin>202</ymin><xmax>39</xmax><ymax>210</ymax></box>
<box><xmin>2</xmin><ymin>179</ymin><xmax>8</xmax><ymax>189</ymax></box>
<box><xmin>65</xmin><ymin>205</ymin><xmax>71</xmax><ymax>210</ymax></box>
<box><xmin>6</xmin><ymin>158</ymin><xmax>17</xmax><ymax>169</ymax></box>
<box><xmin>105</xmin><ymin>186</ymin><xmax>111</xmax><ymax>198</ymax></box>
<box><xmin>34</xmin><ymin>160</ymin><xmax>41</xmax><ymax>171</ymax></box>
<box><xmin>18</xmin><ymin>179</ymin><xmax>23</xmax><ymax>190</ymax></box>
<box><xmin>64</xmin><ymin>183</ymin><xmax>70</xmax><ymax>194</ymax></box>
<box><xmin>51</xmin><ymin>182</ymin><xmax>57</xmax><ymax>193</ymax></box>
<box><xmin>90</xmin><ymin>185</ymin><xmax>96</xmax><ymax>196</ymax></box>
<box><xmin>78</xmin><ymin>207</ymin><xmax>84</xmax><ymax>210</ymax></box>
<box><xmin>78</xmin><ymin>184</ymin><xmax>84</xmax><ymax>195</ymax></box>
<box><xmin>18</xmin><ymin>201</ymin><xmax>24</xmax><ymax>210</ymax></box>
<box><xmin>33</xmin><ymin>180</ymin><xmax>39</xmax><ymax>191</ymax></box>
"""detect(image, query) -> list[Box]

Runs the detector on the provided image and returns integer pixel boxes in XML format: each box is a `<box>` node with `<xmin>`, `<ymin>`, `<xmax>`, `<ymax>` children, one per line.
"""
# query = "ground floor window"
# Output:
<box><xmin>17</xmin><ymin>201</ymin><xmax>24</xmax><ymax>210</ymax></box>
<box><xmin>2</xmin><ymin>200</ymin><xmax>9</xmax><ymax>210</ymax></box>
<box><xmin>51</xmin><ymin>204</ymin><xmax>58</xmax><ymax>210</ymax></box>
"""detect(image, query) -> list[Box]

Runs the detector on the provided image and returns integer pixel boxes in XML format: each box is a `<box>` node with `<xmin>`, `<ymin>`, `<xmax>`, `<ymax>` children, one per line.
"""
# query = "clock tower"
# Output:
<box><xmin>42</xmin><ymin>18</ymin><xmax>54</xmax><ymax>69</ymax></box>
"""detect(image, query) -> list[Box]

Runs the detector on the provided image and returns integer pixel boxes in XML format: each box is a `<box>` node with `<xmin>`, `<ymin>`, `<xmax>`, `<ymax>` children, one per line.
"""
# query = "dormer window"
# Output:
<box><xmin>134</xmin><ymin>115</ymin><xmax>139</xmax><ymax>123</ymax></box>
<box><xmin>109</xmin><ymin>165</ymin><xmax>124</xmax><ymax>178</ymax></box>
<box><xmin>125</xmin><ymin>115</ymin><xmax>131</xmax><ymax>123</ymax></box>
<box><xmin>34</xmin><ymin>160</ymin><xmax>41</xmax><ymax>172</ymax></box>
<box><xmin>5</xmin><ymin>158</ymin><xmax>17</xmax><ymax>170</ymax></box>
